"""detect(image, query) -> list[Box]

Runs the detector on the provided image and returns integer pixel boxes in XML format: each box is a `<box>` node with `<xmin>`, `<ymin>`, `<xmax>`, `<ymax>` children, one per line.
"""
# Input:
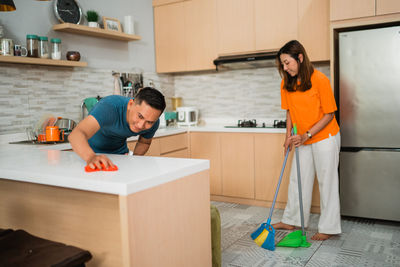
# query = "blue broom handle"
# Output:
<box><xmin>294</xmin><ymin>124</ymin><xmax>306</xmax><ymax>236</ymax></box>
<box><xmin>267</xmin><ymin>147</ymin><xmax>290</xmax><ymax>224</ymax></box>
<box><xmin>266</xmin><ymin>128</ymin><xmax>293</xmax><ymax>224</ymax></box>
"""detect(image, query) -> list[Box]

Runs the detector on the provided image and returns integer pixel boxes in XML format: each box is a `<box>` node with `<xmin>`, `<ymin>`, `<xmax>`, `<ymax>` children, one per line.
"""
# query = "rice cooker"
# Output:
<box><xmin>176</xmin><ymin>107</ymin><xmax>198</xmax><ymax>127</ymax></box>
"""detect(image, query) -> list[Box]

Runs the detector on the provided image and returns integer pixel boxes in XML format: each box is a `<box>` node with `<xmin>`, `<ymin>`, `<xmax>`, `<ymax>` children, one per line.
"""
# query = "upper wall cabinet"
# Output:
<box><xmin>376</xmin><ymin>0</ymin><xmax>400</xmax><ymax>15</ymax></box>
<box><xmin>331</xmin><ymin>0</ymin><xmax>400</xmax><ymax>21</ymax></box>
<box><xmin>330</xmin><ymin>0</ymin><xmax>375</xmax><ymax>21</ymax></box>
<box><xmin>217</xmin><ymin>0</ymin><xmax>329</xmax><ymax>61</ymax></box>
<box><xmin>298</xmin><ymin>0</ymin><xmax>330</xmax><ymax>61</ymax></box>
<box><xmin>254</xmin><ymin>0</ymin><xmax>298</xmax><ymax>52</ymax></box>
<box><xmin>153</xmin><ymin>0</ymin><xmax>217</xmax><ymax>73</ymax></box>
<box><xmin>217</xmin><ymin>0</ymin><xmax>255</xmax><ymax>55</ymax></box>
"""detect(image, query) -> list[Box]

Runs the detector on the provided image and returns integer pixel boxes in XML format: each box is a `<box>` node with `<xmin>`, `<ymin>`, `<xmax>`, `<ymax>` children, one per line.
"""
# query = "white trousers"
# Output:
<box><xmin>281</xmin><ymin>133</ymin><xmax>341</xmax><ymax>234</ymax></box>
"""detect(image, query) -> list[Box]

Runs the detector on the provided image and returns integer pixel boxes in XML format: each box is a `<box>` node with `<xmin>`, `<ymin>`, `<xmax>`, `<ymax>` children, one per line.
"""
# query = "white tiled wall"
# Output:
<box><xmin>0</xmin><ymin>62</ymin><xmax>330</xmax><ymax>134</ymax></box>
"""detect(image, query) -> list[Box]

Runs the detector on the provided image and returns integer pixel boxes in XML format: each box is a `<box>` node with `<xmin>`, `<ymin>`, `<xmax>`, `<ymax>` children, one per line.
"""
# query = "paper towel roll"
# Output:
<box><xmin>123</xmin><ymin>16</ymin><xmax>135</xmax><ymax>35</ymax></box>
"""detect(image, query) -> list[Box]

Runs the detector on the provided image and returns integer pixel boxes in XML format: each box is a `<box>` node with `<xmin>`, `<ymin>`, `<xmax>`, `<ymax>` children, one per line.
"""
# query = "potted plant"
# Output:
<box><xmin>86</xmin><ymin>10</ymin><xmax>99</xmax><ymax>28</ymax></box>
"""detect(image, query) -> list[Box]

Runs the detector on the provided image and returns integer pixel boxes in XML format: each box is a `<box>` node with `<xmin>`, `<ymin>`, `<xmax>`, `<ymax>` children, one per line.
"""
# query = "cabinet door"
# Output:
<box><xmin>190</xmin><ymin>132</ymin><xmax>222</xmax><ymax>195</ymax></box>
<box><xmin>154</xmin><ymin>2</ymin><xmax>186</xmax><ymax>73</ymax></box>
<box><xmin>255</xmin><ymin>0</ymin><xmax>298</xmax><ymax>51</ymax></box>
<box><xmin>185</xmin><ymin>0</ymin><xmax>217</xmax><ymax>71</ymax></box>
<box><xmin>254</xmin><ymin>134</ymin><xmax>291</xmax><ymax>203</ymax></box>
<box><xmin>376</xmin><ymin>0</ymin><xmax>400</xmax><ymax>15</ymax></box>
<box><xmin>254</xmin><ymin>133</ymin><xmax>320</xmax><ymax>209</ymax></box>
<box><xmin>298</xmin><ymin>0</ymin><xmax>330</xmax><ymax>61</ymax></box>
<box><xmin>162</xmin><ymin>148</ymin><xmax>189</xmax><ymax>158</ymax></box>
<box><xmin>159</xmin><ymin>133</ymin><xmax>188</xmax><ymax>154</ymax></box>
<box><xmin>216</xmin><ymin>0</ymin><xmax>255</xmax><ymax>55</ymax></box>
<box><xmin>220</xmin><ymin>133</ymin><xmax>254</xmax><ymax>199</ymax></box>
<box><xmin>330</xmin><ymin>0</ymin><xmax>375</xmax><ymax>21</ymax></box>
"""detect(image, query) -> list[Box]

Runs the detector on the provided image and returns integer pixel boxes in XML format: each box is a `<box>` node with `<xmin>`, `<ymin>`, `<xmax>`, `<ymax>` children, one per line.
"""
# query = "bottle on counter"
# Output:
<box><xmin>51</xmin><ymin>38</ymin><xmax>61</xmax><ymax>60</ymax></box>
<box><xmin>26</xmin><ymin>34</ymin><xmax>39</xmax><ymax>57</ymax></box>
<box><xmin>38</xmin><ymin>36</ymin><xmax>49</xmax><ymax>59</ymax></box>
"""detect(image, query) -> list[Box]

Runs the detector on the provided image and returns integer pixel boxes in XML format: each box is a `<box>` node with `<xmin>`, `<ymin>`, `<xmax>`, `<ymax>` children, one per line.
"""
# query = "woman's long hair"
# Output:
<box><xmin>276</xmin><ymin>40</ymin><xmax>314</xmax><ymax>92</ymax></box>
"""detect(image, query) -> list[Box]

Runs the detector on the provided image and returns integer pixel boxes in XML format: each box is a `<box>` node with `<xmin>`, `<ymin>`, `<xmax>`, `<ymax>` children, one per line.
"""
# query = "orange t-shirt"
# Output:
<box><xmin>281</xmin><ymin>69</ymin><xmax>339</xmax><ymax>145</ymax></box>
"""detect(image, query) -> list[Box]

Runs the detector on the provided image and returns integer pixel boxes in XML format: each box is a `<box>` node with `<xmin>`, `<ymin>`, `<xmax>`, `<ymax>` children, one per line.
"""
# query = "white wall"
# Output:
<box><xmin>0</xmin><ymin>0</ymin><xmax>156</xmax><ymax>71</ymax></box>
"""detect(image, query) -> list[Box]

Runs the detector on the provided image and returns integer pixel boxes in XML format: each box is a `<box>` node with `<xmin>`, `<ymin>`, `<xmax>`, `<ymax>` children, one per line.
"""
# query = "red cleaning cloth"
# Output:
<box><xmin>85</xmin><ymin>163</ymin><xmax>118</xmax><ymax>172</ymax></box>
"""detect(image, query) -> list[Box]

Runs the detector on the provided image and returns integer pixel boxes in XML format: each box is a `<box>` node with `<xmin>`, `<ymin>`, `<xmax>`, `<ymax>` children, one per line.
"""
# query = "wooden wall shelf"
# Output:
<box><xmin>52</xmin><ymin>23</ymin><xmax>142</xmax><ymax>41</ymax></box>
<box><xmin>0</xmin><ymin>56</ymin><xmax>87</xmax><ymax>67</ymax></box>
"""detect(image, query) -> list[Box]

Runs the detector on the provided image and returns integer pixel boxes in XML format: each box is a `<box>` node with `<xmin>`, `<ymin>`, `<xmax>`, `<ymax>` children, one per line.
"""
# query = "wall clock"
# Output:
<box><xmin>54</xmin><ymin>0</ymin><xmax>82</xmax><ymax>24</ymax></box>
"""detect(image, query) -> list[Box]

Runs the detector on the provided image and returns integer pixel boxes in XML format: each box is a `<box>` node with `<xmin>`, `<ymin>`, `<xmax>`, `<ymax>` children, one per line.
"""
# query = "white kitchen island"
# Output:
<box><xmin>0</xmin><ymin>146</ymin><xmax>211</xmax><ymax>267</ymax></box>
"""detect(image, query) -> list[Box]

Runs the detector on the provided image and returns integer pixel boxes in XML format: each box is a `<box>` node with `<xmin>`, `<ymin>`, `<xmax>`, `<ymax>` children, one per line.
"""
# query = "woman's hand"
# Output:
<box><xmin>288</xmin><ymin>133</ymin><xmax>308</xmax><ymax>147</ymax></box>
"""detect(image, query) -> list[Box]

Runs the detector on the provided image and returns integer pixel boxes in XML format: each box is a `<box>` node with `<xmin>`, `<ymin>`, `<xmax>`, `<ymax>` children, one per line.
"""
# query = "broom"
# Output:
<box><xmin>276</xmin><ymin>123</ymin><xmax>311</xmax><ymax>248</ymax></box>
<box><xmin>250</xmin><ymin>135</ymin><xmax>291</xmax><ymax>251</ymax></box>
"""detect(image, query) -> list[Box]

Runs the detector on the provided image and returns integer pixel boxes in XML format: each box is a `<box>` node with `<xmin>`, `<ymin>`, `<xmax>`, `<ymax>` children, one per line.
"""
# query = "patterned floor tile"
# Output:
<box><xmin>215</xmin><ymin>201</ymin><xmax>400</xmax><ymax>267</ymax></box>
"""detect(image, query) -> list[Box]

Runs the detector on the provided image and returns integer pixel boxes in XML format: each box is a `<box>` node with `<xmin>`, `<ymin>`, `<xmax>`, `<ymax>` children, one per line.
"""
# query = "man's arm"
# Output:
<box><xmin>68</xmin><ymin>115</ymin><xmax>114</xmax><ymax>169</ymax></box>
<box><xmin>133</xmin><ymin>136</ymin><xmax>152</xmax><ymax>155</ymax></box>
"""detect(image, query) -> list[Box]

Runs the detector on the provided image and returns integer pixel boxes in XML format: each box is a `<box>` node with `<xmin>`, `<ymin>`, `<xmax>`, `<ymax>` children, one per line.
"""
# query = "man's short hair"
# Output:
<box><xmin>134</xmin><ymin>87</ymin><xmax>166</xmax><ymax>113</ymax></box>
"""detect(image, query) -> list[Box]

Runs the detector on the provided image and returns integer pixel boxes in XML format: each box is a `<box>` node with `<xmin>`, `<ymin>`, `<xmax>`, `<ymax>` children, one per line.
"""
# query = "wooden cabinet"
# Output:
<box><xmin>127</xmin><ymin>133</ymin><xmax>188</xmax><ymax>157</ymax></box>
<box><xmin>331</xmin><ymin>0</ymin><xmax>400</xmax><ymax>20</ymax></box>
<box><xmin>254</xmin><ymin>134</ymin><xmax>291</xmax><ymax>204</ymax></box>
<box><xmin>154</xmin><ymin>2</ymin><xmax>186</xmax><ymax>72</ymax></box>
<box><xmin>153</xmin><ymin>0</ymin><xmax>217</xmax><ymax>73</ymax></box>
<box><xmin>216</xmin><ymin>0</ymin><xmax>329</xmax><ymax>61</ymax></box>
<box><xmin>330</xmin><ymin>0</ymin><xmax>375</xmax><ymax>21</ymax></box>
<box><xmin>255</xmin><ymin>0</ymin><xmax>298</xmax><ymax>52</ymax></box>
<box><xmin>220</xmin><ymin>133</ymin><xmax>254</xmax><ymax>199</ymax></box>
<box><xmin>254</xmin><ymin>133</ymin><xmax>320</xmax><ymax>210</ymax></box>
<box><xmin>190</xmin><ymin>132</ymin><xmax>222</xmax><ymax>195</ymax></box>
<box><xmin>217</xmin><ymin>0</ymin><xmax>254</xmax><ymax>55</ymax></box>
<box><xmin>185</xmin><ymin>0</ymin><xmax>217</xmax><ymax>71</ymax></box>
<box><xmin>376</xmin><ymin>0</ymin><xmax>400</xmax><ymax>15</ymax></box>
<box><xmin>297</xmin><ymin>0</ymin><xmax>330</xmax><ymax>61</ymax></box>
<box><xmin>190</xmin><ymin>131</ymin><xmax>321</xmax><ymax>212</ymax></box>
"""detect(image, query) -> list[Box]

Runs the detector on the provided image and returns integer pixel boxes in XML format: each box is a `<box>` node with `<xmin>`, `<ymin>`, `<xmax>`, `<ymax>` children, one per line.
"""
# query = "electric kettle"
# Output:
<box><xmin>176</xmin><ymin>107</ymin><xmax>198</xmax><ymax>127</ymax></box>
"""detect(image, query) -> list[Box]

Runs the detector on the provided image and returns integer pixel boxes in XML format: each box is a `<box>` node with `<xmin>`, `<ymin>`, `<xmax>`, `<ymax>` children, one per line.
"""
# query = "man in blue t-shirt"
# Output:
<box><xmin>69</xmin><ymin>87</ymin><xmax>166</xmax><ymax>169</ymax></box>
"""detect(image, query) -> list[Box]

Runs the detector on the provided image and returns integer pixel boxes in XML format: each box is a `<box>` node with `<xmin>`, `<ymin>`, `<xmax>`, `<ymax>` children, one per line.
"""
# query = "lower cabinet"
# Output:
<box><xmin>220</xmin><ymin>133</ymin><xmax>254</xmax><ymax>199</ymax></box>
<box><xmin>190</xmin><ymin>131</ymin><xmax>321</xmax><ymax>212</ymax></box>
<box><xmin>127</xmin><ymin>133</ymin><xmax>188</xmax><ymax>158</ymax></box>
<box><xmin>190</xmin><ymin>132</ymin><xmax>222</xmax><ymax>195</ymax></box>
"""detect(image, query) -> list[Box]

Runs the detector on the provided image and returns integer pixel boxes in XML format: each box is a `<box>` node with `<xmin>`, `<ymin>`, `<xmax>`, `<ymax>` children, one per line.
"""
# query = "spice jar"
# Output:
<box><xmin>51</xmin><ymin>38</ymin><xmax>61</xmax><ymax>60</ymax></box>
<box><xmin>38</xmin><ymin>36</ymin><xmax>49</xmax><ymax>59</ymax></box>
<box><xmin>26</xmin><ymin>34</ymin><xmax>38</xmax><ymax>57</ymax></box>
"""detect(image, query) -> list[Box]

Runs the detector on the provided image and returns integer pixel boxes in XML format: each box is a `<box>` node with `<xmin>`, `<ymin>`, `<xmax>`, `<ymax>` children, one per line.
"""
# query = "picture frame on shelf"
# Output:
<box><xmin>102</xmin><ymin>17</ymin><xmax>122</xmax><ymax>32</ymax></box>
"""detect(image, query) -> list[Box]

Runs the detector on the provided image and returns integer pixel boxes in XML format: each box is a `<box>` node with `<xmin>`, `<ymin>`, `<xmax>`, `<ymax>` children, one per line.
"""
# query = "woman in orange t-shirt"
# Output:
<box><xmin>272</xmin><ymin>40</ymin><xmax>341</xmax><ymax>241</ymax></box>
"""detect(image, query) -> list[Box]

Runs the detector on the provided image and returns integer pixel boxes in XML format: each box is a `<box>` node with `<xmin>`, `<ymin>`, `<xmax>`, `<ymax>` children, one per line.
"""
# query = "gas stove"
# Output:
<box><xmin>224</xmin><ymin>119</ymin><xmax>286</xmax><ymax>128</ymax></box>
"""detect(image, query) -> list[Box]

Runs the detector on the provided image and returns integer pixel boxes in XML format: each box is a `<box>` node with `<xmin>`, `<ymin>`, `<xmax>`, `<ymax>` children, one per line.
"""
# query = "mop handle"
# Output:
<box><xmin>267</xmin><ymin>128</ymin><xmax>293</xmax><ymax>224</ymax></box>
<box><xmin>294</xmin><ymin>124</ymin><xmax>306</xmax><ymax>236</ymax></box>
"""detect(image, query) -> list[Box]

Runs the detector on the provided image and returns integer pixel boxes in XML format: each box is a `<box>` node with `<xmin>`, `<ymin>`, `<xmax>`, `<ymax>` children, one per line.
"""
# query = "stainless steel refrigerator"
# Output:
<box><xmin>335</xmin><ymin>23</ymin><xmax>400</xmax><ymax>221</ymax></box>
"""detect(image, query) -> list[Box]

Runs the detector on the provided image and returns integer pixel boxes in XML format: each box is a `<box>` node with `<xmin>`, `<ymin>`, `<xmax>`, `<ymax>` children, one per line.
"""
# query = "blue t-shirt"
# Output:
<box><xmin>88</xmin><ymin>95</ymin><xmax>159</xmax><ymax>154</ymax></box>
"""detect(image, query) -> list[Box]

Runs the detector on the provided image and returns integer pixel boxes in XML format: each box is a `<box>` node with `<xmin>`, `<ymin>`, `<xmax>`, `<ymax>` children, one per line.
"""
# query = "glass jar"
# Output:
<box><xmin>51</xmin><ymin>38</ymin><xmax>61</xmax><ymax>60</ymax></box>
<box><xmin>38</xmin><ymin>36</ymin><xmax>49</xmax><ymax>59</ymax></box>
<box><xmin>26</xmin><ymin>34</ymin><xmax>38</xmax><ymax>57</ymax></box>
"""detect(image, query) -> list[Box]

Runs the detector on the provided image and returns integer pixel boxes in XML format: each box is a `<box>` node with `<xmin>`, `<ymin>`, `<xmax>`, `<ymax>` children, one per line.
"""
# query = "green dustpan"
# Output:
<box><xmin>277</xmin><ymin>230</ymin><xmax>311</xmax><ymax>248</ymax></box>
<box><xmin>277</xmin><ymin>124</ymin><xmax>311</xmax><ymax>248</ymax></box>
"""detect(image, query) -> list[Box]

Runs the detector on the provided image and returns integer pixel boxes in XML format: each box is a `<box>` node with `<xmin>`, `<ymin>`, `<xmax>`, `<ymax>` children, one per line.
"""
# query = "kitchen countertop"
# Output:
<box><xmin>0</xmin><ymin>124</ymin><xmax>285</xmax><ymax>196</ymax></box>
<box><xmin>0</xmin><ymin>147</ymin><xmax>209</xmax><ymax>196</ymax></box>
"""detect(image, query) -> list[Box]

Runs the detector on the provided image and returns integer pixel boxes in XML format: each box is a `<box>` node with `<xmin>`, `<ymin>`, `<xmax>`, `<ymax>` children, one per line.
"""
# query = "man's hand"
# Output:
<box><xmin>86</xmin><ymin>154</ymin><xmax>115</xmax><ymax>170</ymax></box>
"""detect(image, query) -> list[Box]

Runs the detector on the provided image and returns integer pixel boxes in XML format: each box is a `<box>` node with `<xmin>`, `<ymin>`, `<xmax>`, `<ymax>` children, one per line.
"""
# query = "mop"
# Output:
<box><xmin>250</xmin><ymin>135</ymin><xmax>291</xmax><ymax>251</ymax></box>
<box><xmin>276</xmin><ymin>124</ymin><xmax>311</xmax><ymax>248</ymax></box>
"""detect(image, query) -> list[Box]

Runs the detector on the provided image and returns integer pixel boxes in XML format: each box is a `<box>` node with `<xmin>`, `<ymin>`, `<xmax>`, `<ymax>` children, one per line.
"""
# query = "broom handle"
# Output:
<box><xmin>266</xmin><ymin>128</ymin><xmax>293</xmax><ymax>224</ymax></box>
<box><xmin>267</xmin><ymin>148</ymin><xmax>290</xmax><ymax>223</ymax></box>
<box><xmin>294</xmin><ymin>124</ymin><xmax>306</xmax><ymax>236</ymax></box>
